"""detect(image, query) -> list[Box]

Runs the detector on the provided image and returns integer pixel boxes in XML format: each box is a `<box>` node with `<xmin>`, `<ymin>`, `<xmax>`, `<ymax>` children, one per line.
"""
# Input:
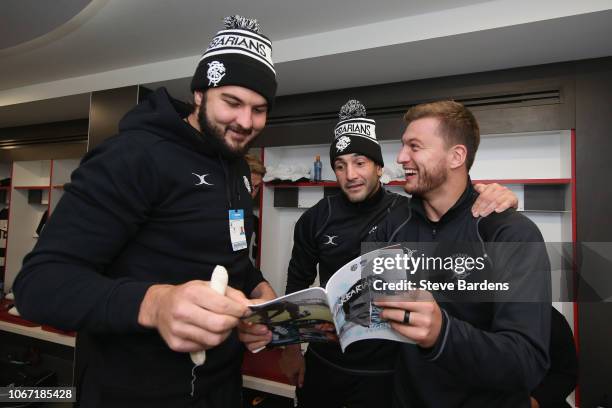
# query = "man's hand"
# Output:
<box><xmin>138</xmin><ymin>281</ymin><xmax>249</xmax><ymax>352</ymax></box>
<box><xmin>279</xmin><ymin>344</ymin><xmax>305</xmax><ymax>388</ymax></box>
<box><xmin>376</xmin><ymin>291</ymin><xmax>442</xmax><ymax>348</ymax></box>
<box><xmin>249</xmin><ymin>281</ymin><xmax>277</xmax><ymax>303</ymax></box>
<box><xmin>238</xmin><ymin>281</ymin><xmax>277</xmax><ymax>352</ymax></box>
<box><xmin>238</xmin><ymin>320</ymin><xmax>272</xmax><ymax>352</ymax></box>
<box><xmin>472</xmin><ymin>183</ymin><xmax>519</xmax><ymax>217</ymax></box>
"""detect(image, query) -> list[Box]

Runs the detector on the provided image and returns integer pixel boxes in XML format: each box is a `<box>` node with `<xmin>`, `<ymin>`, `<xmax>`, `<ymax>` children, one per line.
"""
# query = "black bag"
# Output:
<box><xmin>0</xmin><ymin>361</ymin><xmax>57</xmax><ymax>408</ymax></box>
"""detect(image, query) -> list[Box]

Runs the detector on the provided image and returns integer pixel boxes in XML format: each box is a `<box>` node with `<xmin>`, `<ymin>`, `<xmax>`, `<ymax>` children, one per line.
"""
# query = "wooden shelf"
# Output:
<box><xmin>471</xmin><ymin>178</ymin><xmax>571</xmax><ymax>185</ymax></box>
<box><xmin>266</xmin><ymin>181</ymin><xmax>338</xmax><ymax>188</ymax></box>
<box><xmin>0</xmin><ymin>320</ymin><xmax>75</xmax><ymax>347</ymax></box>
<box><xmin>520</xmin><ymin>209</ymin><xmax>572</xmax><ymax>214</ymax></box>
<box><xmin>13</xmin><ymin>186</ymin><xmax>51</xmax><ymax>190</ymax></box>
<box><xmin>267</xmin><ymin>178</ymin><xmax>572</xmax><ymax>188</ymax></box>
<box><xmin>242</xmin><ymin>375</ymin><xmax>295</xmax><ymax>399</ymax></box>
<box><xmin>388</xmin><ymin>178</ymin><xmax>572</xmax><ymax>186</ymax></box>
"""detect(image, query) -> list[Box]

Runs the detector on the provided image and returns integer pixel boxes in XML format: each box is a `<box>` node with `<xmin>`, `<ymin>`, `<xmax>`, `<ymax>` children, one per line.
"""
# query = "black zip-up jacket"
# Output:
<box><xmin>370</xmin><ymin>181</ymin><xmax>551</xmax><ymax>408</ymax></box>
<box><xmin>286</xmin><ymin>186</ymin><xmax>408</xmax><ymax>372</ymax></box>
<box><xmin>531</xmin><ymin>306</ymin><xmax>577</xmax><ymax>408</ymax></box>
<box><xmin>13</xmin><ymin>88</ymin><xmax>265</xmax><ymax>406</ymax></box>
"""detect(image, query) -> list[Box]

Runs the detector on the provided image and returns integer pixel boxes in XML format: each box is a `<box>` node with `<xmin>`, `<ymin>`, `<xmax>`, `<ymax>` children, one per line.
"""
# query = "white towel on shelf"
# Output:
<box><xmin>381</xmin><ymin>163</ymin><xmax>405</xmax><ymax>184</ymax></box>
<box><xmin>263</xmin><ymin>164</ymin><xmax>311</xmax><ymax>182</ymax></box>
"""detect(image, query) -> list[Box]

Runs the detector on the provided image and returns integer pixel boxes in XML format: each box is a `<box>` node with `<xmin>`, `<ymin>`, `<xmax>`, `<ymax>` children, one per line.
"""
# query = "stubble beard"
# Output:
<box><xmin>404</xmin><ymin>161</ymin><xmax>448</xmax><ymax>196</ymax></box>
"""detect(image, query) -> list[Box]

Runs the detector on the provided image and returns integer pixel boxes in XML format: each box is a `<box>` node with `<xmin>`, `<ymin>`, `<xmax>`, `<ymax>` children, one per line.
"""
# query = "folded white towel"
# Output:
<box><xmin>263</xmin><ymin>164</ymin><xmax>311</xmax><ymax>182</ymax></box>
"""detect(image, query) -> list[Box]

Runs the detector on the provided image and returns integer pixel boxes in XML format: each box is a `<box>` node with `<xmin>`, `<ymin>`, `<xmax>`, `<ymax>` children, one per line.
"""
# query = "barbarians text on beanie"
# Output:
<box><xmin>191</xmin><ymin>15</ymin><xmax>277</xmax><ymax>107</ymax></box>
<box><xmin>329</xmin><ymin>100</ymin><xmax>384</xmax><ymax>168</ymax></box>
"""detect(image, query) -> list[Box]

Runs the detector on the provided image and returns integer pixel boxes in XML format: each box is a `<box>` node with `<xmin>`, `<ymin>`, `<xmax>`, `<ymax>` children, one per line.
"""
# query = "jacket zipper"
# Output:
<box><xmin>219</xmin><ymin>155</ymin><xmax>232</xmax><ymax>208</ymax></box>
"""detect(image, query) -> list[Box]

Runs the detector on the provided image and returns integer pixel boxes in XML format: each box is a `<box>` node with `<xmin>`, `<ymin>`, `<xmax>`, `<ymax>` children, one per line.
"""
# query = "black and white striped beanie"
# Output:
<box><xmin>191</xmin><ymin>15</ymin><xmax>277</xmax><ymax>107</ymax></box>
<box><xmin>329</xmin><ymin>100</ymin><xmax>384</xmax><ymax>168</ymax></box>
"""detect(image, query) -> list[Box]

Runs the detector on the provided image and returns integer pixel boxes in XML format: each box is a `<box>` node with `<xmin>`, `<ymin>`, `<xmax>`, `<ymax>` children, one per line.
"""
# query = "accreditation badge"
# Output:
<box><xmin>228</xmin><ymin>209</ymin><xmax>247</xmax><ymax>251</ymax></box>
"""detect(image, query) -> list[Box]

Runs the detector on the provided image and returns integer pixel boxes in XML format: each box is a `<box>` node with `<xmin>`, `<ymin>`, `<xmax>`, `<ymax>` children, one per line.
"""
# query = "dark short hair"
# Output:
<box><xmin>403</xmin><ymin>101</ymin><xmax>480</xmax><ymax>170</ymax></box>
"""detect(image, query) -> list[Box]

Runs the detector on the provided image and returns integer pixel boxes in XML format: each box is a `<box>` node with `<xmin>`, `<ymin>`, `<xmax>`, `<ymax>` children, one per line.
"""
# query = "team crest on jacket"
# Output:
<box><xmin>336</xmin><ymin>135</ymin><xmax>351</xmax><ymax>152</ymax></box>
<box><xmin>450</xmin><ymin>253</ymin><xmax>474</xmax><ymax>279</ymax></box>
<box><xmin>243</xmin><ymin>175</ymin><xmax>252</xmax><ymax>193</ymax></box>
<box><xmin>207</xmin><ymin>61</ymin><xmax>226</xmax><ymax>86</ymax></box>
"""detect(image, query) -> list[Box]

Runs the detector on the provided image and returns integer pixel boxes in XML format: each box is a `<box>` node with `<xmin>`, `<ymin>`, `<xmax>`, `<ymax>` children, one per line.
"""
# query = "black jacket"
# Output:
<box><xmin>531</xmin><ymin>306</ymin><xmax>577</xmax><ymax>408</ymax></box>
<box><xmin>286</xmin><ymin>186</ymin><xmax>407</xmax><ymax>373</ymax></box>
<box><xmin>370</xmin><ymin>181</ymin><xmax>551</xmax><ymax>408</ymax></box>
<box><xmin>13</xmin><ymin>88</ymin><xmax>264</xmax><ymax>406</ymax></box>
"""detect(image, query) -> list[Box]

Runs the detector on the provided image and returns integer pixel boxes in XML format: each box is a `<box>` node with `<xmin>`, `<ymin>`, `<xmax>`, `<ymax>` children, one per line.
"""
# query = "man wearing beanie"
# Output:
<box><xmin>13</xmin><ymin>15</ymin><xmax>276</xmax><ymax>407</ymax></box>
<box><xmin>246</xmin><ymin>100</ymin><xmax>518</xmax><ymax>408</ymax></box>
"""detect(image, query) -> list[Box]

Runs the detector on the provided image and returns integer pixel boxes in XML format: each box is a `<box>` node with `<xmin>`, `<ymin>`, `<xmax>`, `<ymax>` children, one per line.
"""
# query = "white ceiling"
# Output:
<box><xmin>0</xmin><ymin>0</ymin><xmax>490</xmax><ymax>91</ymax></box>
<box><xmin>0</xmin><ymin>0</ymin><xmax>93</xmax><ymax>49</ymax></box>
<box><xmin>1</xmin><ymin>0</ymin><xmax>612</xmax><ymax>127</ymax></box>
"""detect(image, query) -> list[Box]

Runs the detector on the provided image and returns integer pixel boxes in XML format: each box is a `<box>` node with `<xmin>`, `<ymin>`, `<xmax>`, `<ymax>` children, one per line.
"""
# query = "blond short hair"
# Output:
<box><xmin>404</xmin><ymin>101</ymin><xmax>480</xmax><ymax>170</ymax></box>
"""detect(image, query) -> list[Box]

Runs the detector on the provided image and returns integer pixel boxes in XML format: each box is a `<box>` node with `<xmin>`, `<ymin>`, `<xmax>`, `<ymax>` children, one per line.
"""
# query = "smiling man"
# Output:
<box><xmin>240</xmin><ymin>100</ymin><xmax>520</xmax><ymax>408</ymax></box>
<box><xmin>13</xmin><ymin>15</ymin><xmax>276</xmax><ymax>408</ymax></box>
<box><xmin>373</xmin><ymin>100</ymin><xmax>552</xmax><ymax>408</ymax></box>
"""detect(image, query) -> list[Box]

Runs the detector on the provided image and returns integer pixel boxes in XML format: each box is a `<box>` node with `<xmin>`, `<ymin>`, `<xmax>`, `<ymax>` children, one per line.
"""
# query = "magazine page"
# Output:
<box><xmin>325</xmin><ymin>244</ymin><xmax>413</xmax><ymax>351</ymax></box>
<box><xmin>243</xmin><ymin>287</ymin><xmax>339</xmax><ymax>347</ymax></box>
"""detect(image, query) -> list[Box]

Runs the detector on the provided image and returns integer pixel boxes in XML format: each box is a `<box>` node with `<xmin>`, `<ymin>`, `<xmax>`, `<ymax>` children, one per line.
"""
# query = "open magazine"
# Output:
<box><xmin>243</xmin><ymin>245</ymin><xmax>413</xmax><ymax>351</ymax></box>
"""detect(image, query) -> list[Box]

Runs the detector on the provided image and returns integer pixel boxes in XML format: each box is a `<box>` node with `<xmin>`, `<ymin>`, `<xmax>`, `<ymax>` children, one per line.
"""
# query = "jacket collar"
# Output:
<box><xmin>411</xmin><ymin>177</ymin><xmax>478</xmax><ymax>224</ymax></box>
<box><xmin>339</xmin><ymin>182</ymin><xmax>386</xmax><ymax>211</ymax></box>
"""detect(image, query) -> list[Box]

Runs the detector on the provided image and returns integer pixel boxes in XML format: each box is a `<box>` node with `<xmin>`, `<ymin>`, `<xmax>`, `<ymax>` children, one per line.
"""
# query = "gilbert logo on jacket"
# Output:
<box><xmin>323</xmin><ymin>235</ymin><xmax>338</xmax><ymax>246</ymax></box>
<box><xmin>192</xmin><ymin>173</ymin><xmax>214</xmax><ymax>186</ymax></box>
